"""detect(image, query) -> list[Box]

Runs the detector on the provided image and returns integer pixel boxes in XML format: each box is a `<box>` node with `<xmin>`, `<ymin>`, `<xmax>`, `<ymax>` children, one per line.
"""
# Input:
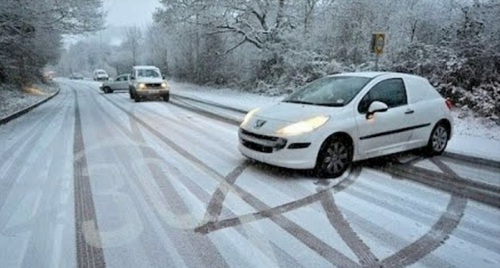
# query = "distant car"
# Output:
<box><xmin>238</xmin><ymin>72</ymin><xmax>454</xmax><ymax>178</ymax></box>
<box><xmin>129</xmin><ymin>66</ymin><xmax>169</xmax><ymax>102</ymax></box>
<box><xmin>93</xmin><ymin>69</ymin><xmax>109</xmax><ymax>81</ymax></box>
<box><xmin>70</xmin><ymin>73</ymin><xmax>84</xmax><ymax>80</ymax></box>
<box><xmin>100</xmin><ymin>74</ymin><xmax>130</xmax><ymax>93</ymax></box>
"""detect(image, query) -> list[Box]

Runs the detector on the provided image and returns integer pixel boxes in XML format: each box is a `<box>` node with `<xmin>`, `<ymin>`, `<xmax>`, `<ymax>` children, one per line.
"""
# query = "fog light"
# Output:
<box><xmin>275</xmin><ymin>138</ymin><xmax>288</xmax><ymax>150</ymax></box>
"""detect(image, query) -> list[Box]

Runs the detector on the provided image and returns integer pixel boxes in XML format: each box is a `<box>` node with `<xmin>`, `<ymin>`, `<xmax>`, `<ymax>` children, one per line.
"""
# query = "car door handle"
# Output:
<box><xmin>405</xmin><ymin>110</ymin><xmax>414</xmax><ymax>114</ymax></box>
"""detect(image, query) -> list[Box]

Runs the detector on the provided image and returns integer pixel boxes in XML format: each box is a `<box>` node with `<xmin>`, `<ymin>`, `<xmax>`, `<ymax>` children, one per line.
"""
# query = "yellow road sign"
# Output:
<box><xmin>371</xmin><ymin>33</ymin><xmax>385</xmax><ymax>55</ymax></box>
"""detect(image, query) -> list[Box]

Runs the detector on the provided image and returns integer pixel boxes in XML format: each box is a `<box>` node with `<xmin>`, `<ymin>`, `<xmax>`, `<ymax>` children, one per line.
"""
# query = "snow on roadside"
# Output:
<box><xmin>170</xmin><ymin>81</ymin><xmax>500</xmax><ymax>162</ymax></box>
<box><xmin>448</xmin><ymin>111</ymin><xmax>500</xmax><ymax>161</ymax></box>
<box><xmin>0</xmin><ymin>83</ymin><xmax>58</xmax><ymax>119</ymax></box>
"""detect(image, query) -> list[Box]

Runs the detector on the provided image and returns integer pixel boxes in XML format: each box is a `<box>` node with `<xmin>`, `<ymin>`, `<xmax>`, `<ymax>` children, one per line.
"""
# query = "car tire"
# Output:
<box><xmin>425</xmin><ymin>122</ymin><xmax>449</xmax><ymax>156</ymax></box>
<box><xmin>163</xmin><ymin>94</ymin><xmax>170</xmax><ymax>102</ymax></box>
<box><xmin>315</xmin><ymin>136</ymin><xmax>353</xmax><ymax>178</ymax></box>
<box><xmin>103</xmin><ymin>87</ymin><xmax>111</xmax><ymax>94</ymax></box>
<box><xmin>134</xmin><ymin>94</ymin><xmax>141</xmax><ymax>102</ymax></box>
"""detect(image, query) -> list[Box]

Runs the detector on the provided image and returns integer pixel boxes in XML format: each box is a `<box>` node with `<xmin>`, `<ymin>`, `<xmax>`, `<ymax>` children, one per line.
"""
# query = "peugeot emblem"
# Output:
<box><xmin>254</xmin><ymin>119</ymin><xmax>266</xmax><ymax>129</ymax></box>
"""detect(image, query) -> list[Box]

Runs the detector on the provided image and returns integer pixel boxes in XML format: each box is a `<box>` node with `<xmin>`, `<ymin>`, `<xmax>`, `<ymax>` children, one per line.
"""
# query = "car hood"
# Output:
<box><xmin>136</xmin><ymin>78</ymin><xmax>164</xmax><ymax>83</ymax></box>
<box><xmin>243</xmin><ymin>102</ymin><xmax>344</xmax><ymax>133</ymax></box>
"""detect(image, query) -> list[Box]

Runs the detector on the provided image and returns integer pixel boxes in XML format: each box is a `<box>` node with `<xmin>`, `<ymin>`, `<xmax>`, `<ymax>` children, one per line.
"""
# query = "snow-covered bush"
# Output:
<box><xmin>252</xmin><ymin>49</ymin><xmax>345</xmax><ymax>94</ymax></box>
<box><xmin>393</xmin><ymin>43</ymin><xmax>499</xmax><ymax>122</ymax></box>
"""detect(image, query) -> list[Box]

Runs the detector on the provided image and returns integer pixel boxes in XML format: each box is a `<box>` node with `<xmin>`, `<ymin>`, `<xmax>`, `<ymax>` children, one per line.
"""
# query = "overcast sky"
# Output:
<box><xmin>103</xmin><ymin>0</ymin><xmax>161</xmax><ymax>27</ymax></box>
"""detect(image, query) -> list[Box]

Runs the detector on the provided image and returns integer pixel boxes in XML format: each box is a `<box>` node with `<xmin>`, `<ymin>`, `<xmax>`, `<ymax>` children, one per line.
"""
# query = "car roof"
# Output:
<box><xmin>133</xmin><ymin>65</ymin><xmax>160</xmax><ymax>70</ymax></box>
<box><xmin>331</xmin><ymin>71</ymin><xmax>424</xmax><ymax>80</ymax></box>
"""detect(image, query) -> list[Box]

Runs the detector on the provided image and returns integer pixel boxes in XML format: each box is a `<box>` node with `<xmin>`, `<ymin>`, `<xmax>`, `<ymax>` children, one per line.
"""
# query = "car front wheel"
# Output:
<box><xmin>163</xmin><ymin>94</ymin><xmax>170</xmax><ymax>102</ymax></box>
<box><xmin>426</xmin><ymin>123</ymin><xmax>449</xmax><ymax>156</ymax></box>
<box><xmin>315</xmin><ymin>136</ymin><xmax>353</xmax><ymax>178</ymax></box>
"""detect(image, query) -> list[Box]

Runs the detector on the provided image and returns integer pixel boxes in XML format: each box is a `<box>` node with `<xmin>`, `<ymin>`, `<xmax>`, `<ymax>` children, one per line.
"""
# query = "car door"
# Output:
<box><xmin>112</xmin><ymin>75</ymin><xmax>128</xmax><ymax>90</ymax></box>
<box><xmin>355</xmin><ymin>78</ymin><xmax>414</xmax><ymax>158</ymax></box>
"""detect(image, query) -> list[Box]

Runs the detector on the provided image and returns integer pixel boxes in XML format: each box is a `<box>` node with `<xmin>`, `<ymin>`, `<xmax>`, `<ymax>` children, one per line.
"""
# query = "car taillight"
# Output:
<box><xmin>445</xmin><ymin>99</ymin><xmax>453</xmax><ymax>110</ymax></box>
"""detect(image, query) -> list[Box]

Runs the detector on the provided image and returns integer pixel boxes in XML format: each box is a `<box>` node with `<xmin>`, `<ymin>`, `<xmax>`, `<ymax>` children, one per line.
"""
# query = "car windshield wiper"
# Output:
<box><xmin>314</xmin><ymin>103</ymin><xmax>345</xmax><ymax>107</ymax></box>
<box><xmin>282</xmin><ymin>100</ymin><xmax>315</xmax><ymax>105</ymax></box>
<box><xmin>283</xmin><ymin>100</ymin><xmax>344</xmax><ymax>107</ymax></box>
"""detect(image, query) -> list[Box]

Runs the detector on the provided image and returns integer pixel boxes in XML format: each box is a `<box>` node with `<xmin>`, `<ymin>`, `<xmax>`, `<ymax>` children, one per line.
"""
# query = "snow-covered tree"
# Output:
<box><xmin>0</xmin><ymin>0</ymin><xmax>104</xmax><ymax>84</ymax></box>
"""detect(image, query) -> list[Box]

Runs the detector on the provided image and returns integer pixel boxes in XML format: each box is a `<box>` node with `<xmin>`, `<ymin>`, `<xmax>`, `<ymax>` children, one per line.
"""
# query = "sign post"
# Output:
<box><xmin>371</xmin><ymin>33</ymin><xmax>385</xmax><ymax>71</ymax></box>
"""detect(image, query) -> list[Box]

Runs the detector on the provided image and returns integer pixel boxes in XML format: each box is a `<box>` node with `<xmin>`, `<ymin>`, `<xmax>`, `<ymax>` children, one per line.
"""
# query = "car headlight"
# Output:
<box><xmin>138</xmin><ymin>83</ymin><xmax>146</xmax><ymax>90</ymax></box>
<box><xmin>161</xmin><ymin>82</ymin><xmax>168</xmax><ymax>88</ymax></box>
<box><xmin>276</xmin><ymin>115</ymin><xmax>329</xmax><ymax>136</ymax></box>
<box><xmin>241</xmin><ymin>108</ymin><xmax>260</xmax><ymax>127</ymax></box>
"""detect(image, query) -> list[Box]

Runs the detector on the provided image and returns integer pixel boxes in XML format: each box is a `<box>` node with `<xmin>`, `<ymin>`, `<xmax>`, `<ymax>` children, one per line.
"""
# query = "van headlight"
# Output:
<box><xmin>276</xmin><ymin>116</ymin><xmax>329</xmax><ymax>136</ymax></box>
<box><xmin>241</xmin><ymin>108</ymin><xmax>260</xmax><ymax>126</ymax></box>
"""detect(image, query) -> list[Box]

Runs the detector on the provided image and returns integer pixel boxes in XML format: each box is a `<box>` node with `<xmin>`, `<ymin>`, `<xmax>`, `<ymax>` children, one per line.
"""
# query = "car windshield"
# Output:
<box><xmin>137</xmin><ymin>69</ymin><xmax>160</xmax><ymax>78</ymax></box>
<box><xmin>97</xmin><ymin>71</ymin><xmax>106</xmax><ymax>75</ymax></box>
<box><xmin>283</xmin><ymin>76</ymin><xmax>371</xmax><ymax>107</ymax></box>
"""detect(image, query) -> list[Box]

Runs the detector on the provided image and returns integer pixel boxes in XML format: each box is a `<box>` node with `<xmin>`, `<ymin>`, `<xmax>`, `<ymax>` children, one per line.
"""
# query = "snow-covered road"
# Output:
<box><xmin>0</xmin><ymin>80</ymin><xmax>499</xmax><ymax>268</ymax></box>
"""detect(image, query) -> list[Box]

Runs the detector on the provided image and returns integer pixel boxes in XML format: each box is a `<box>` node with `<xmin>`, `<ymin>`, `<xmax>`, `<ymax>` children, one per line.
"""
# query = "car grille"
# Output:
<box><xmin>239</xmin><ymin>128</ymin><xmax>287</xmax><ymax>153</ymax></box>
<box><xmin>146</xmin><ymin>83</ymin><xmax>162</xmax><ymax>88</ymax></box>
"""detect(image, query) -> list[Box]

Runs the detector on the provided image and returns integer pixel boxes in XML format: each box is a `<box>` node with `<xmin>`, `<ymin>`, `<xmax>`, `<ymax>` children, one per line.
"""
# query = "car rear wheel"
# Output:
<box><xmin>315</xmin><ymin>136</ymin><xmax>352</xmax><ymax>178</ymax></box>
<box><xmin>425</xmin><ymin>122</ymin><xmax>449</xmax><ymax>156</ymax></box>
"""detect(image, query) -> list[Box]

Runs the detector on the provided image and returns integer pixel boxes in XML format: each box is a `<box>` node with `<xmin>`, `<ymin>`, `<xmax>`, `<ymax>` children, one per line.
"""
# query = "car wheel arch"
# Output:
<box><xmin>314</xmin><ymin>132</ymin><xmax>355</xmax><ymax>178</ymax></box>
<box><xmin>435</xmin><ymin>119</ymin><xmax>452</xmax><ymax>140</ymax></box>
<box><xmin>425</xmin><ymin>119</ymin><xmax>451</xmax><ymax>156</ymax></box>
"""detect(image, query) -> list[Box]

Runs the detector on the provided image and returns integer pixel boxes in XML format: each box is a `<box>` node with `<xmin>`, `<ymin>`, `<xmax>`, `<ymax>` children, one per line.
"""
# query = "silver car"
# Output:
<box><xmin>100</xmin><ymin>74</ymin><xmax>130</xmax><ymax>93</ymax></box>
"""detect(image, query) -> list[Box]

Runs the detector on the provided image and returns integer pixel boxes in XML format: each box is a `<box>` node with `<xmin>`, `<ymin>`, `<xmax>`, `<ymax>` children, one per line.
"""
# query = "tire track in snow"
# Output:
<box><xmin>380</xmin><ymin>158</ymin><xmax>468</xmax><ymax>267</ymax></box>
<box><xmin>85</xmin><ymin>89</ymin><xmax>231</xmax><ymax>267</ymax></box>
<box><xmin>321</xmin><ymin>192</ymin><xmax>379</xmax><ymax>266</ymax></box>
<box><xmin>72</xmin><ymin>89</ymin><xmax>106</xmax><ymax>268</ymax></box>
<box><xmin>102</xmin><ymin>91</ymin><xmax>362</xmax><ymax>266</ymax></box>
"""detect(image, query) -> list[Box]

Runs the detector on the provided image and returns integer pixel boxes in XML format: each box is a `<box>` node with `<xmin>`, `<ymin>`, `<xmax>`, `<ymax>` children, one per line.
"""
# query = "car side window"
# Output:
<box><xmin>116</xmin><ymin>76</ymin><xmax>123</xmax><ymax>81</ymax></box>
<box><xmin>358</xmin><ymin>78</ymin><xmax>408</xmax><ymax>113</ymax></box>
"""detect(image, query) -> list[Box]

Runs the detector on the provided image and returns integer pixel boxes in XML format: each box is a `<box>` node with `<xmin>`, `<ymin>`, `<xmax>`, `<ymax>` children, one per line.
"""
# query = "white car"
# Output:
<box><xmin>100</xmin><ymin>74</ymin><xmax>130</xmax><ymax>93</ymax></box>
<box><xmin>238</xmin><ymin>72</ymin><xmax>453</xmax><ymax>178</ymax></box>
<box><xmin>93</xmin><ymin>69</ymin><xmax>109</xmax><ymax>81</ymax></box>
<box><xmin>128</xmin><ymin>66</ymin><xmax>169</xmax><ymax>102</ymax></box>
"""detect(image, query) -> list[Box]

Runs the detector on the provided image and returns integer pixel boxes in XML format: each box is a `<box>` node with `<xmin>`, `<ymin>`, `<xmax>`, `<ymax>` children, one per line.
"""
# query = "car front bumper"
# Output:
<box><xmin>136</xmin><ymin>89</ymin><xmax>169</xmax><ymax>97</ymax></box>
<box><xmin>238</xmin><ymin>128</ymin><xmax>321</xmax><ymax>169</ymax></box>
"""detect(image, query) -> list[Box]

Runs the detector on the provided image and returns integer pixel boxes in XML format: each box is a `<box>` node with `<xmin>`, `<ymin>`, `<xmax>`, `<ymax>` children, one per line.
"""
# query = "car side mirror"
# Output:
<box><xmin>366</xmin><ymin>101</ymin><xmax>388</xmax><ymax>119</ymax></box>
